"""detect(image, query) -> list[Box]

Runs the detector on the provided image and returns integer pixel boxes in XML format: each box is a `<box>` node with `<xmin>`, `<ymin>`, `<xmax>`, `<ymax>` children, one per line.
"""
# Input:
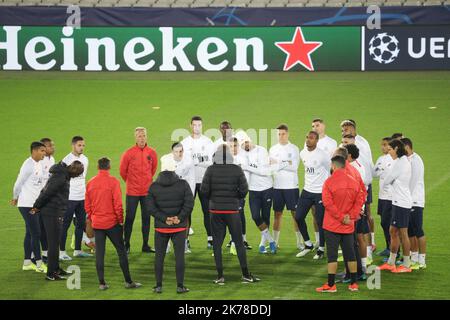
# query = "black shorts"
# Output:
<box><xmin>273</xmin><ymin>188</ymin><xmax>299</xmax><ymax>212</ymax></box>
<box><xmin>391</xmin><ymin>205</ymin><xmax>410</xmax><ymax>229</ymax></box>
<box><xmin>408</xmin><ymin>207</ymin><xmax>425</xmax><ymax>238</ymax></box>
<box><xmin>356</xmin><ymin>214</ymin><xmax>370</xmax><ymax>234</ymax></box>
<box><xmin>325</xmin><ymin>230</ymin><xmax>356</xmax><ymax>263</ymax></box>
<box><xmin>366</xmin><ymin>184</ymin><xmax>373</xmax><ymax>204</ymax></box>
<box><xmin>377</xmin><ymin>199</ymin><xmax>392</xmax><ymax>216</ymax></box>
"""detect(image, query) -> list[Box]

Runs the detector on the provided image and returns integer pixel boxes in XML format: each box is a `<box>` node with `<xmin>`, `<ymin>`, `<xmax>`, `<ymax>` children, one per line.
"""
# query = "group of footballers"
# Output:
<box><xmin>12</xmin><ymin>116</ymin><xmax>427</xmax><ymax>292</ymax></box>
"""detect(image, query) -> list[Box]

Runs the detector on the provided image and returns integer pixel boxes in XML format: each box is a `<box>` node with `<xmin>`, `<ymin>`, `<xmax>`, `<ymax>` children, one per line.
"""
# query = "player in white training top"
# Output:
<box><xmin>402</xmin><ymin>138</ymin><xmax>426</xmax><ymax>270</ymax></box>
<box><xmin>11</xmin><ymin>141</ymin><xmax>47</xmax><ymax>273</ymax></box>
<box><xmin>296</xmin><ymin>131</ymin><xmax>331</xmax><ymax>260</ymax></box>
<box><xmin>181</xmin><ymin>116</ymin><xmax>214</xmax><ymax>249</ymax></box>
<box><xmin>269</xmin><ymin>124</ymin><xmax>302</xmax><ymax>250</ymax></box>
<box><xmin>236</xmin><ymin>131</ymin><xmax>277</xmax><ymax>255</ymax></box>
<box><xmin>60</xmin><ymin>136</ymin><xmax>91</xmax><ymax>260</ymax></box>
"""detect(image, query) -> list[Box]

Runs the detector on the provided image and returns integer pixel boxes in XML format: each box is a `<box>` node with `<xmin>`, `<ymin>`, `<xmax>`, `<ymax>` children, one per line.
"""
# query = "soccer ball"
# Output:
<box><xmin>368</xmin><ymin>33</ymin><xmax>400</xmax><ymax>64</ymax></box>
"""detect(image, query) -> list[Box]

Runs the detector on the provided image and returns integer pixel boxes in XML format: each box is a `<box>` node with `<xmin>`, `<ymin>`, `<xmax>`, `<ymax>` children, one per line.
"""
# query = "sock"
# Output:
<box><xmin>295</xmin><ymin>231</ymin><xmax>303</xmax><ymax>246</ymax></box>
<box><xmin>31</xmin><ymin>252</ymin><xmax>35</xmax><ymax>259</ymax></box>
<box><xmin>411</xmin><ymin>251</ymin><xmax>419</xmax><ymax>263</ymax></box>
<box><xmin>242</xmin><ymin>267</ymin><xmax>250</xmax><ymax>278</ymax></box>
<box><xmin>273</xmin><ymin>230</ymin><xmax>280</xmax><ymax>244</ymax></box>
<box><xmin>36</xmin><ymin>260</ymin><xmax>42</xmax><ymax>268</ymax></box>
<box><xmin>243</xmin><ymin>234</ymin><xmax>247</xmax><ymax>242</ymax></box>
<box><xmin>23</xmin><ymin>259</ymin><xmax>32</xmax><ymax>266</ymax></box>
<box><xmin>361</xmin><ymin>257</ymin><xmax>367</xmax><ymax>271</ymax></box>
<box><xmin>89</xmin><ymin>237</ymin><xmax>95</xmax><ymax>244</ymax></box>
<box><xmin>371</xmin><ymin>232</ymin><xmax>375</xmax><ymax>245</ymax></box>
<box><xmin>315</xmin><ymin>232</ymin><xmax>320</xmax><ymax>244</ymax></box>
<box><xmin>327</xmin><ymin>274</ymin><xmax>335</xmax><ymax>287</ymax></box>
<box><xmin>263</xmin><ymin>228</ymin><xmax>274</xmax><ymax>243</ymax></box>
<box><xmin>82</xmin><ymin>232</ymin><xmax>90</xmax><ymax>244</ymax></box>
<box><xmin>350</xmin><ymin>272</ymin><xmax>357</xmax><ymax>285</ymax></box>
<box><xmin>419</xmin><ymin>254</ymin><xmax>426</xmax><ymax>265</ymax></box>
<box><xmin>60</xmin><ymin>250</ymin><xmax>67</xmax><ymax>256</ymax></box>
<box><xmin>42</xmin><ymin>250</ymin><xmax>48</xmax><ymax>257</ymax></box>
<box><xmin>403</xmin><ymin>255</ymin><xmax>411</xmax><ymax>268</ymax></box>
<box><xmin>319</xmin><ymin>246</ymin><xmax>325</xmax><ymax>252</ymax></box>
<box><xmin>388</xmin><ymin>252</ymin><xmax>397</xmax><ymax>265</ymax></box>
<box><xmin>259</xmin><ymin>231</ymin><xmax>266</xmax><ymax>247</ymax></box>
<box><xmin>367</xmin><ymin>246</ymin><xmax>373</xmax><ymax>259</ymax></box>
<box><xmin>304</xmin><ymin>240</ymin><xmax>313</xmax><ymax>248</ymax></box>
<box><xmin>185</xmin><ymin>239</ymin><xmax>188</xmax><ymax>247</ymax></box>
<box><xmin>207</xmin><ymin>236</ymin><xmax>213</xmax><ymax>241</ymax></box>
<box><xmin>73</xmin><ymin>250</ymin><xmax>81</xmax><ymax>255</ymax></box>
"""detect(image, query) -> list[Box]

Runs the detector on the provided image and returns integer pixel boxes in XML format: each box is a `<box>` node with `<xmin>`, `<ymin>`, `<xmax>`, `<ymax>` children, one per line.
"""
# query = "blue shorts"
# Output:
<box><xmin>390</xmin><ymin>205</ymin><xmax>410</xmax><ymax>229</ymax></box>
<box><xmin>273</xmin><ymin>188</ymin><xmax>299</xmax><ymax>212</ymax></box>
<box><xmin>356</xmin><ymin>214</ymin><xmax>370</xmax><ymax>234</ymax></box>
<box><xmin>366</xmin><ymin>184</ymin><xmax>373</xmax><ymax>204</ymax></box>
<box><xmin>408</xmin><ymin>207</ymin><xmax>425</xmax><ymax>238</ymax></box>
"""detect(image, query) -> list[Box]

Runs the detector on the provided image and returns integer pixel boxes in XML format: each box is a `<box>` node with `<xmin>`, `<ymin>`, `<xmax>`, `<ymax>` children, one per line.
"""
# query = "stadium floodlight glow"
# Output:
<box><xmin>0</xmin><ymin>26</ymin><xmax>269</xmax><ymax>72</ymax></box>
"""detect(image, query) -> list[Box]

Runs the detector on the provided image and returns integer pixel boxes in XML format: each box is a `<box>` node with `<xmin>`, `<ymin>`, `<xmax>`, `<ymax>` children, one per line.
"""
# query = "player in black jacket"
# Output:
<box><xmin>31</xmin><ymin>161</ymin><xmax>84</xmax><ymax>280</ymax></box>
<box><xmin>147</xmin><ymin>154</ymin><xmax>194</xmax><ymax>294</ymax></box>
<box><xmin>201</xmin><ymin>144</ymin><xmax>259</xmax><ymax>285</ymax></box>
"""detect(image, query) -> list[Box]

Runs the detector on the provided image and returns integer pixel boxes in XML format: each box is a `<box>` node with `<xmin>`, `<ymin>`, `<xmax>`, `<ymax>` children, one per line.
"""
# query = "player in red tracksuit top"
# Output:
<box><xmin>85</xmin><ymin>157</ymin><xmax>141</xmax><ymax>291</ymax></box>
<box><xmin>120</xmin><ymin>127</ymin><xmax>158</xmax><ymax>254</ymax></box>
<box><xmin>316</xmin><ymin>155</ymin><xmax>366</xmax><ymax>293</ymax></box>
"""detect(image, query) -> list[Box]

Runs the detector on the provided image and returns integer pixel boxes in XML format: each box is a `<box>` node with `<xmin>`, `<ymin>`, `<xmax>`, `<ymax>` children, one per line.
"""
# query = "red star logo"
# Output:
<box><xmin>275</xmin><ymin>27</ymin><xmax>323</xmax><ymax>71</ymax></box>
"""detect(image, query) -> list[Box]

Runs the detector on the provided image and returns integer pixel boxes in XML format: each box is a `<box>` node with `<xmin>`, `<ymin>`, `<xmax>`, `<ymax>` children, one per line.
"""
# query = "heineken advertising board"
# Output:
<box><xmin>0</xmin><ymin>25</ymin><xmax>448</xmax><ymax>71</ymax></box>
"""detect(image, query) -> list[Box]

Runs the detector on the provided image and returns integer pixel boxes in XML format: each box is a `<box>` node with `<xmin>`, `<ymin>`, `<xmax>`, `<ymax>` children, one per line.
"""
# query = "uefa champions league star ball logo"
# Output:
<box><xmin>368</xmin><ymin>33</ymin><xmax>400</xmax><ymax>64</ymax></box>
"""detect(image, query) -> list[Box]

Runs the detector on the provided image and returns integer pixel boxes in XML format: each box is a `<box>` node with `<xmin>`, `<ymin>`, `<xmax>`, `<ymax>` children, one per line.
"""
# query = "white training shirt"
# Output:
<box><xmin>409</xmin><ymin>152</ymin><xmax>425</xmax><ymax>208</ymax></box>
<box><xmin>243</xmin><ymin>145</ymin><xmax>273</xmax><ymax>192</ymax></box>
<box><xmin>181</xmin><ymin>135</ymin><xmax>214</xmax><ymax>184</ymax></box>
<box><xmin>175</xmin><ymin>156</ymin><xmax>196</xmax><ymax>196</ymax></box>
<box><xmin>41</xmin><ymin>155</ymin><xmax>55</xmax><ymax>184</ymax></box>
<box><xmin>62</xmin><ymin>153</ymin><xmax>89</xmax><ymax>201</ymax></box>
<box><xmin>233</xmin><ymin>150</ymin><xmax>250</xmax><ymax>183</ymax></box>
<box><xmin>355</xmin><ymin>135</ymin><xmax>374</xmax><ymax>186</ymax></box>
<box><xmin>13</xmin><ymin>157</ymin><xmax>45</xmax><ymax>208</ymax></box>
<box><xmin>373</xmin><ymin>154</ymin><xmax>394</xmax><ymax>201</ymax></box>
<box><xmin>351</xmin><ymin>160</ymin><xmax>368</xmax><ymax>189</ymax></box>
<box><xmin>382</xmin><ymin>155</ymin><xmax>412</xmax><ymax>209</ymax></box>
<box><xmin>299</xmin><ymin>147</ymin><xmax>330</xmax><ymax>194</ymax></box>
<box><xmin>269</xmin><ymin>142</ymin><xmax>300</xmax><ymax>189</ymax></box>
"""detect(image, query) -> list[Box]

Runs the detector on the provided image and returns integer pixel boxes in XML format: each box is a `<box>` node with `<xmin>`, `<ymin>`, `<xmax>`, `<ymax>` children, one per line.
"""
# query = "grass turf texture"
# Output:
<box><xmin>0</xmin><ymin>71</ymin><xmax>449</xmax><ymax>300</ymax></box>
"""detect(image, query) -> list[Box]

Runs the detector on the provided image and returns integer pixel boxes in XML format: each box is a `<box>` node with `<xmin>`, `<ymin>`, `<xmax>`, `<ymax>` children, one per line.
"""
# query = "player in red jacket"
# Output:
<box><xmin>85</xmin><ymin>158</ymin><xmax>141</xmax><ymax>290</ymax></box>
<box><xmin>120</xmin><ymin>127</ymin><xmax>158</xmax><ymax>254</ymax></box>
<box><xmin>316</xmin><ymin>155</ymin><xmax>366</xmax><ymax>293</ymax></box>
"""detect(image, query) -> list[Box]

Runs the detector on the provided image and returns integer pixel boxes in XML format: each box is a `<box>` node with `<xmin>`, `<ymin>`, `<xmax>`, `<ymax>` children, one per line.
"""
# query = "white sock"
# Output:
<box><xmin>73</xmin><ymin>250</ymin><xmax>81</xmax><ymax>255</ymax></box>
<box><xmin>42</xmin><ymin>250</ymin><xmax>48</xmax><ymax>257</ymax></box>
<box><xmin>273</xmin><ymin>230</ymin><xmax>280</xmax><ymax>244</ymax></box>
<box><xmin>89</xmin><ymin>237</ymin><xmax>95</xmax><ymax>244</ymax></box>
<box><xmin>403</xmin><ymin>255</ymin><xmax>411</xmax><ymax>268</ymax></box>
<box><xmin>60</xmin><ymin>250</ymin><xmax>67</xmax><ymax>256</ymax></box>
<box><xmin>361</xmin><ymin>258</ymin><xmax>367</xmax><ymax>271</ymax></box>
<box><xmin>31</xmin><ymin>252</ymin><xmax>35</xmax><ymax>259</ymax></box>
<box><xmin>82</xmin><ymin>232</ymin><xmax>89</xmax><ymax>244</ymax></box>
<box><xmin>305</xmin><ymin>240</ymin><xmax>313</xmax><ymax>248</ymax></box>
<box><xmin>388</xmin><ymin>252</ymin><xmax>397</xmax><ymax>265</ymax></box>
<box><xmin>23</xmin><ymin>259</ymin><xmax>32</xmax><ymax>266</ymax></box>
<box><xmin>259</xmin><ymin>232</ymin><xmax>266</xmax><ymax>247</ymax></box>
<box><xmin>185</xmin><ymin>239</ymin><xmax>188</xmax><ymax>247</ymax></box>
<box><xmin>367</xmin><ymin>246</ymin><xmax>373</xmax><ymax>259</ymax></box>
<box><xmin>371</xmin><ymin>232</ymin><xmax>376</xmax><ymax>245</ymax></box>
<box><xmin>207</xmin><ymin>236</ymin><xmax>213</xmax><ymax>241</ymax></box>
<box><xmin>419</xmin><ymin>253</ymin><xmax>426</xmax><ymax>265</ymax></box>
<box><xmin>318</xmin><ymin>246</ymin><xmax>325</xmax><ymax>252</ymax></box>
<box><xmin>314</xmin><ymin>232</ymin><xmax>320</xmax><ymax>244</ymax></box>
<box><xmin>263</xmin><ymin>228</ymin><xmax>274</xmax><ymax>243</ymax></box>
<box><xmin>36</xmin><ymin>260</ymin><xmax>42</xmax><ymax>268</ymax></box>
<box><xmin>243</xmin><ymin>234</ymin><xmax>247</xmax><ymax>242</ymax></box>
<box><xmin>295</xmin><ymin>231</ymin><xmax>303</xmax><ymax>245</ymax></box>
<box><xmin>411</xmin><ymin>251</ymin><xmax>419</xmax><ymax>263</ymax></box>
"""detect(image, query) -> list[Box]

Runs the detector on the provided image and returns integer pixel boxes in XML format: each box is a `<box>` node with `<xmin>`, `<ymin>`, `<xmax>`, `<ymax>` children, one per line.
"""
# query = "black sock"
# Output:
<box><xmin>177</xmin><ymin>283</ymin><xmax>183</xmax><ymax>288</ymax></box>
<box><xmin>350</xmin><ymin>272</ymin><xmax>357</xmax><ymax>285</ymax></box>
<box><xmin>328</xmin><ymin>274</ymin><xmax>335</xmax><ymax>287</ymax></box>
<box><xmin>242</xmin><ymin>267</ymin><xmax>250</xmax><ymax>278</ymax></box>
<box><xmin>217</xmin><ymin>269</ymin><xmax>223</xmax><ymax>279</ymax></box>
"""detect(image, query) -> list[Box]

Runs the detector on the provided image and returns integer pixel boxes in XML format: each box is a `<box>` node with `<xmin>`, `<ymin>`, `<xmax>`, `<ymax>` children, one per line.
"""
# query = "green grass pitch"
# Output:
<box><xmin>0</xmin><ymin>71</ymin><xmax>449</xmax><ymax>300</ymax></box>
